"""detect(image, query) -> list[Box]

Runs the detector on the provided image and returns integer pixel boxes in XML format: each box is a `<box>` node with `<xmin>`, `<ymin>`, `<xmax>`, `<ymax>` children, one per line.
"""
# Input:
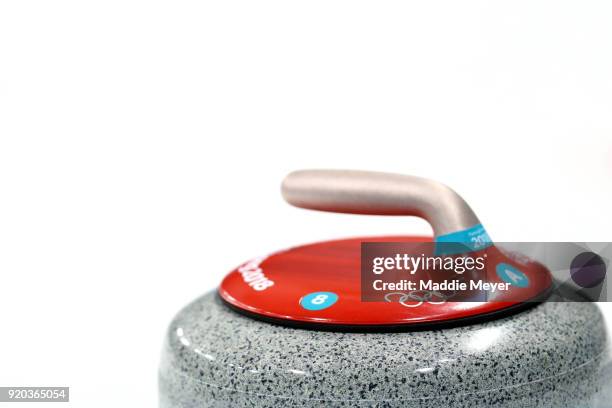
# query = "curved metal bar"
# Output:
<box><xmin>281</xmin><ymin>169</ymin><xmax>482</xmax><ymax>238</ymax></box>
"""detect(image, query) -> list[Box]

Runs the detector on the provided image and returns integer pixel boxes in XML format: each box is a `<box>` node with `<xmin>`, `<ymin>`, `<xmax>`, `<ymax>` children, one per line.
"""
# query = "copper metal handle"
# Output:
<box><xmin>281</xmin><ymin>169</ymin><xmax>482</xmax><ymax>238</ymax></box>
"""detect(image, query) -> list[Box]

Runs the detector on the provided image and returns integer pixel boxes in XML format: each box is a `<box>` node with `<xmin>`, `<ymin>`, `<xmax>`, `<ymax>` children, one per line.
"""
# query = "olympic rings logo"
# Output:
<box><xmin>384</xmin><ymin>290</ymin><xmax>457</xmax><ymax>308</ymax></box>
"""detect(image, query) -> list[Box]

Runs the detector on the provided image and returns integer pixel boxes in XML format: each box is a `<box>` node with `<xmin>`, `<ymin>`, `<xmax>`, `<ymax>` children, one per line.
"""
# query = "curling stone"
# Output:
<box><xmin>160</xmin><ymin>170</ymin><xmax>611</xmax><ymax>407</ymax></box>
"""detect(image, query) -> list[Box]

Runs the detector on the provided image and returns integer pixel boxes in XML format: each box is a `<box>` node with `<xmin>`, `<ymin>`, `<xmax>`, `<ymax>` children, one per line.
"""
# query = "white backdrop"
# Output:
<box><xmin>1</xmin><ymin>1</ymin><xmax>611</xmax><ymax>407</ymax></box>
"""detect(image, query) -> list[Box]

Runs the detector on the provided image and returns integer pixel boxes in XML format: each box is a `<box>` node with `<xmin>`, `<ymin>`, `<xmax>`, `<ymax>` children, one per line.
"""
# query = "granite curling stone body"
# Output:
<box><xmin>159</xmin><ymin>170</ymin><xmax>612</xmax><ymax>407</ymax></box>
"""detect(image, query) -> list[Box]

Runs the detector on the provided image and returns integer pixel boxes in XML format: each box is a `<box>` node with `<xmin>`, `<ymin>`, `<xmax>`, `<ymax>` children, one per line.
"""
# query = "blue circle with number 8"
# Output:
<box><xmin>300</xmin><ymin>292</ymin><xmax>339</xmax><ymax>311</ymax></box>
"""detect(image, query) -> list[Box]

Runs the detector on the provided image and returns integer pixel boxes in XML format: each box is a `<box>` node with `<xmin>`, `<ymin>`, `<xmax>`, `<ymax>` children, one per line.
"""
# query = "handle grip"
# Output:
<box><xmin>281</xmin><ymin>169</ymin><xmax>482</xmax><ymax>238</ymax></box>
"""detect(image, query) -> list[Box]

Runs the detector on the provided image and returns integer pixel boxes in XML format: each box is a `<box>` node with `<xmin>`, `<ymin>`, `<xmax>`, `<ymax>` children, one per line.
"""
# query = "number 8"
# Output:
<box><xmin>311</xmin><ymin>294</ymin><xmax>328</xmax><ymax>305</ymax></box>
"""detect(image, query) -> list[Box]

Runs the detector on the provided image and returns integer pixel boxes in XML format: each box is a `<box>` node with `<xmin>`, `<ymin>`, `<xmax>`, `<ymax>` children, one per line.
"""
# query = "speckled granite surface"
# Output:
<box><xmin>159</xmin><ymin>292</ymin><xmax>611</xmax><ymax>407</ymax></box>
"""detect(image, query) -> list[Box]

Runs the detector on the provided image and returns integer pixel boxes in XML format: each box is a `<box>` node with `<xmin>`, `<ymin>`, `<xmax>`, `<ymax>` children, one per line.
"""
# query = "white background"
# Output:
<box><xmin>1</xmin><ymin>1</ymin><xmax>611</xmax><ymax>407</ymax></box>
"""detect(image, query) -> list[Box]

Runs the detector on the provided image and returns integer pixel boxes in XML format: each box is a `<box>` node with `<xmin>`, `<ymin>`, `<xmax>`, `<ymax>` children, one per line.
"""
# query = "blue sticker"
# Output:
<box><xmin>300</xmin><ymin>292</ymin><xmax>338</xmax><ymax>311</ymax></box>
<box><xmin>434</xmin><ymin>224</ymin><xmax>493</xmax><ymax>255</ymax></box>
<box><xmin>496</xmin><ymin>263</ymin><xmax>529</xmax><ymax>288</ymax></box>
